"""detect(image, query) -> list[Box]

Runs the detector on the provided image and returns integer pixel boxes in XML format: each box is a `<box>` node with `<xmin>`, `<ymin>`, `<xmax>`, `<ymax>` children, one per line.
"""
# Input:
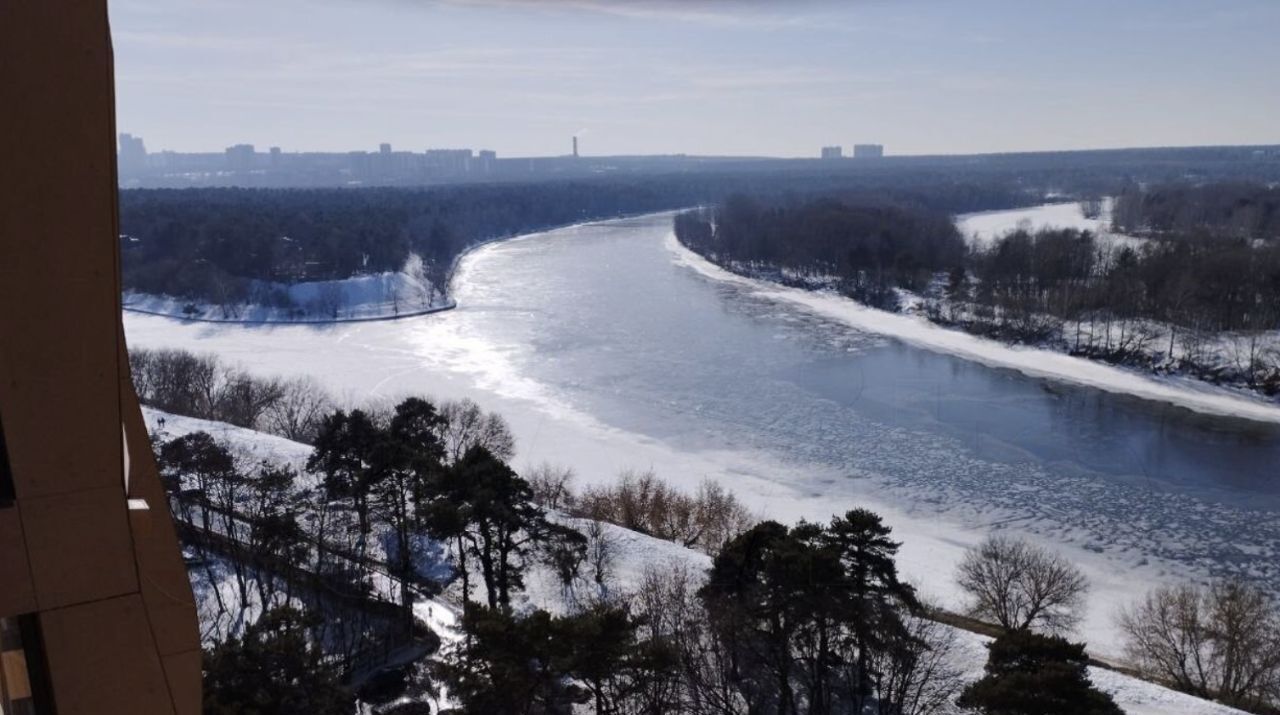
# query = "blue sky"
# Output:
<box><xmin>110</xmin><ymin>0</ymin><xmax>1280</xmax><ymax>157</ymax></box>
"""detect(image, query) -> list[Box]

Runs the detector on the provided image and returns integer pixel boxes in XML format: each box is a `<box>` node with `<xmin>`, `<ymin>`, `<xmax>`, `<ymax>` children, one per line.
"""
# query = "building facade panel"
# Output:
<box><xmin>41</xmin><ymin>594</ymin><xmax>177</xmax><ymax>715</ymax></box>
<box><xmin>118</xmin><ymin>336</ymin><xmax>201</xmax><ymax>659</ymax></box>
<box><xmin>0</xmin><ymin>0</ymin><xmax>123</xmax><ymax>505</ymax></box>
<box><xmin>0</xmin><ymin>510</ymin><xmax>38</xmax><ymax>617</ymax></box>
<box><xmin>20</xmin><ymin>487</ymin><xmax>139</xmax><ymax>611</ymax></box>
<box><xmin>0</xmin><ymin>0</ymin><xmax>201</xmax><ymax>711</ymax></box>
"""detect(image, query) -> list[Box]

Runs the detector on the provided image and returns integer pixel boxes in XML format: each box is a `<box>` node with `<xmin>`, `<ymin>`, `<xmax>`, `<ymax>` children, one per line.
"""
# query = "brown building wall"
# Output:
<box><xmin>0</xmin><ymin>1</ymin><xmax>202</xmax><ymax>713</ymax></box>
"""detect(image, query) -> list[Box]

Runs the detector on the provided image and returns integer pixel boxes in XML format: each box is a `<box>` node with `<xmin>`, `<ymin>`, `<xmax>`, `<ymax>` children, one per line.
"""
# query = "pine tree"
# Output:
<box><xmin>376</xmin><ymin>397</ymin><xmax>448</xmax><ymax>623</ymax></box>
<box><xmin>436</xmin><ymin>606</ymin><xmax>578</xmax><ymax>715</ymax></box>
<box><xmin>306</xmin><ymin>408</ymin><xmax>382</xmax><ymax>550</ymax></box>
<box><xmin>958</xmin><ymin>630</ymin><xmax>1122</xmax><ymax>715</ymax></box>
<box><xmin>203</xmin><ymin>607</ymin><xmax>353</xmax><ymax>715</ymax></box>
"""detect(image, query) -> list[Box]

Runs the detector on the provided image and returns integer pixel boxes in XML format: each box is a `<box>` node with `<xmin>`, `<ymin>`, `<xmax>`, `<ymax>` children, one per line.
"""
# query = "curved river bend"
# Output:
<box><xmin>126</xmin><ymin>212</ymin><xmax>1280</xmax><ymax>653</ymax></box>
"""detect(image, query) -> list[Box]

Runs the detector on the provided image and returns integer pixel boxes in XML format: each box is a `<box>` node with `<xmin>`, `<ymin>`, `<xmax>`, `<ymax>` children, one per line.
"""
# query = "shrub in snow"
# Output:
<box><xmin>957</xmin><ymin>630</ymin><xmax>1122</xmax><ymax>715</ymax></box>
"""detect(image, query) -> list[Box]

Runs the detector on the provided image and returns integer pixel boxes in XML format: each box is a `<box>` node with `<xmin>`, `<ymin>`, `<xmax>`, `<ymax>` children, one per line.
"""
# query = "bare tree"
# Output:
<box><xmin>1080</xmin><ymin>197</ymin><xmax>1104</xmax><ymax>220</ymax></box>
<box><xmin>1119</xmin><ymin>579</ymin><xmax>1280</xmax><ymax>710</ymax></box>
<box><xmin>867</xmin><ymin>609</ymin><xmax>967</xmax><ymax>715</ymax></box>
<box><xmin>956</xmin><ymin>535</ymin><xmax>1088</xmax><ymax>633</ymax></box>
<box><xmin>129</xmin><ymin>348</ymin><xmax>158</xmax><ymax>401</ymax></box>
<box><xmin>572</xmin><ymin>472</ymin><xmax>757</xmax><ymax>555</ymax></box>
<box><xmin>527</xmin><ymin>462</ymin><xmax>575</xmax><ymax>511</ymax></box>
<box><xmin>575</xmin><ymin>470</ymin><xmax>696</xmax><ymax>544</ymax></box>
<box><xmin>264</xmin><ymin>376</ymin><xmax>333</xmax><ymax>443</ymax></box>
<box><xmin>140</xmin><ymin>348</ymin><xmax>219</xmax><ymax>418</ymax></box>
<box><xmin>583</xmin><ymin>518</ymin><xmax>617</xmax><ymax>596</ymax></box>
<box><xmin>693</xmin><ymin>479</ymin><xmax>756</xmax><ymax>555</ymax></box>
<box><xmin>184</xmin><ymin>352</ymin><xmax>222</xmax><ymax>419</ymax></box>
<box><xmin>438</xmin><ymin>398</ymin><xmax>516</xmax><ymax>463</ymax></box>
<box><xmin>631</xmin><ymin>562</ymin><xmax>745</xmax><ymax>715</ymax></box>
<box><xmin>214</xmin><ymin>368</ymin><xmax>285</xmax><ymax>429</ymax></box>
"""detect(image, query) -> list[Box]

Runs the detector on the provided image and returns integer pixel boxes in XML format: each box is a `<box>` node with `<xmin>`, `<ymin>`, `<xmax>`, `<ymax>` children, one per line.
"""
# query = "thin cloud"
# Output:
<box><xmin>430</xmin><ymin>0</ymin><xmax>831</xmax><ymax>30</ymax></box>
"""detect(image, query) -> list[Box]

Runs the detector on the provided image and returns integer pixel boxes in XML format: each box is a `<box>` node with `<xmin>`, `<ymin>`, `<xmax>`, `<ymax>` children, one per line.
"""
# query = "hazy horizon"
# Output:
<box><xmin>111</xmin><ymin>0</ymin><xmax>1280</xmax><ymax>157</ymax></box>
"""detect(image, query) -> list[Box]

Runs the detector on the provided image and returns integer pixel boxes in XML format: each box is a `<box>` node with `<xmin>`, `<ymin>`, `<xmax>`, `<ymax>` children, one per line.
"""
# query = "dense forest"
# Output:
<box><xmin>119</xmin><ymin>181</ymin><xmax>699</xmax><ymax>304</ymax></box>
<box><xmin>116</xmin><ymin>172</ymin><xmax>1075</xmax><ymax>310</ymax></box>
<box><xmin>119</xmin><ymin>150</ymin><xmax>1280</xmax><ymax>313</ymax></box>
<box><xmin>961</xmin><ymin>225</ymin><xmax>1280</xmax><ymax>377</ymax></box>
<box><xmin>1113</xmin><ymin>183</ymin><xmax>1280</xmax><ymax>238</ymax></box>
<box><xmin>676</xmin><ymin>184</ymin><xmax>1280</xmax><ymax>394</ymax></box>
<box><xmin>676</xmin><ymin>194</ymin><xmax>965</xmax><ymax>309</ymax></box>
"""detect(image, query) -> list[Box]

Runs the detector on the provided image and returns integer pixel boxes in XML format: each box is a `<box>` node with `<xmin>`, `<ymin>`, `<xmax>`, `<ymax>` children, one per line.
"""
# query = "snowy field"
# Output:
<box><xmin>956</xmin><ymin>200</ymin><xmax>1147</xmax><ymax>253</ymax></box>
<box><xmin>152</xmin><ymin>407</ymin><xmax>1247</xmax><ymax>715</ymax></box>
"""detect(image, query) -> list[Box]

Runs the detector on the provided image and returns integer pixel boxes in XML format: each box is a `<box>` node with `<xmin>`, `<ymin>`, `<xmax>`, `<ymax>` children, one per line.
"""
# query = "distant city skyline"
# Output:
<box><xmin>110</xmin><ymin>0</ymin><xmax>1280</xmax><ymax>157</ymax></box>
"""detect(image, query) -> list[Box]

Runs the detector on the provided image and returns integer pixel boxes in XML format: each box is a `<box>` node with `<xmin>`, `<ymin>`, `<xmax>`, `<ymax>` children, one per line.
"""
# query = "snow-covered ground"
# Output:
<box><xmin>124</xmin><ymin>256</ymin><xmax>451</xmax><ymax>323</ymax></box>
<box><xmin>956</xmin><ymin>200</ymin><xmax>1147</xmax><ymax>253</ymax></box>
<box><xmin>146</xmin><ymin>407</ymin><xmax>313</xmax><ymax>468</ymax></box>
<box><xmin>154</xmin><ymin>408</ymin><xmax>1246</xmax><ymax>715</ymax></box>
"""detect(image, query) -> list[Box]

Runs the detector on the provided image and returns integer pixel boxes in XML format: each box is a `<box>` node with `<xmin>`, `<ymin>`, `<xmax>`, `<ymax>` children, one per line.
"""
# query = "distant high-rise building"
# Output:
<box><xmin>821</xmin><ymin>145</ymin><xmax>843</xmax><ymax>159</ymax></box>
<box><xmin>853</xmin><ymin>144</ymin><xmax>884</xmax><ymax>159</ymax></box>
<box><xmin>424</xmin><ymin>148</ymin><xmax>473</xmax><ymax>174</ymax></box>
<box><xmin>572</xmin><ymin>136</ymin><xmax>579</xmax><ymax>158</ymax></box>
<box><xmin>269</xmin><ymin>146</ymin><xmax>282</xmax><ymax>166</ymax></box>
<box><xmin>379</xmin><ymin>142</ymin><xmax>392</xmax><ymax>154</ymax></box>
<box><xmin>118</xmin><ymin>132</ymin><xmax>147</xmax><ymax>172</ymax></box>
<box><xmin>225</xmin><ymin>143</ymin><xmax>256</xmax><ymax>170</ymax></box>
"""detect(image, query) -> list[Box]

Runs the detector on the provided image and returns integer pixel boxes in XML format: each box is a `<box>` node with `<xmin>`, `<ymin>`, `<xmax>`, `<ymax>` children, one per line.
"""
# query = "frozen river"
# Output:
<box><xmin>125</xmin><ymin>210</ymin><xmax>1280</xmax><ymax>656</ymax></box>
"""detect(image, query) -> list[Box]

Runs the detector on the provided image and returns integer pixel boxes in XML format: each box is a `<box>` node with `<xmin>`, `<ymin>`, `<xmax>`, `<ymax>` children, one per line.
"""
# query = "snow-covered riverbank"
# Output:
<box><xmin>667</xmin><ymin>231</ymin><xmax>1280</xmax><ymax>425</ymax></box>
<box><xmin>124</xmin><ymin>259</ymin><xmax>451</xmax><ymax>323</ymax></box>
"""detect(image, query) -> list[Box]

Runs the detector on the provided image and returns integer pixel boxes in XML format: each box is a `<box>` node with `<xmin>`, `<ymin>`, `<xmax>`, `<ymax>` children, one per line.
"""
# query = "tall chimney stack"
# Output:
<box><xmin>573</xmin><ymin>136</ymin><xmax>579</xmax><ymax>158</ymax></box>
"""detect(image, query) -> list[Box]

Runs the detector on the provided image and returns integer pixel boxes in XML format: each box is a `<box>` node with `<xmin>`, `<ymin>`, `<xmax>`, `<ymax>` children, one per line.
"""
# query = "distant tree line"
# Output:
<box><xmin>952</xmin><ymin>225</ymin><xmax>1280</xmax><ymax>391</ymax></box>
<box><xmin>1113</xmin><ymin>182</ymin><xmax>1280</xmax><ymax>239</ymax></box>
<box><xmin>527</xmin><ymin>465</ymin><xmax>757</xmax><ymax>555</ymax></box>
<box><xmin>130</xmin><ymin>346</ymin><xmax>517</xmax><ymax>446</ymax></box>
<box><xmin>119</xmin><ymin>182</ymin><xmax>694</xmax><ymax>306</ymax></box>
<box><xmin>675</xmin><ymin>194</ymin><xmax>968</xmax><ymax>309</ymax></box>
<box><xmin>118</xmin><ymin>175</ymin><xmax>1037</xmax><ymax>310</ymax></box>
